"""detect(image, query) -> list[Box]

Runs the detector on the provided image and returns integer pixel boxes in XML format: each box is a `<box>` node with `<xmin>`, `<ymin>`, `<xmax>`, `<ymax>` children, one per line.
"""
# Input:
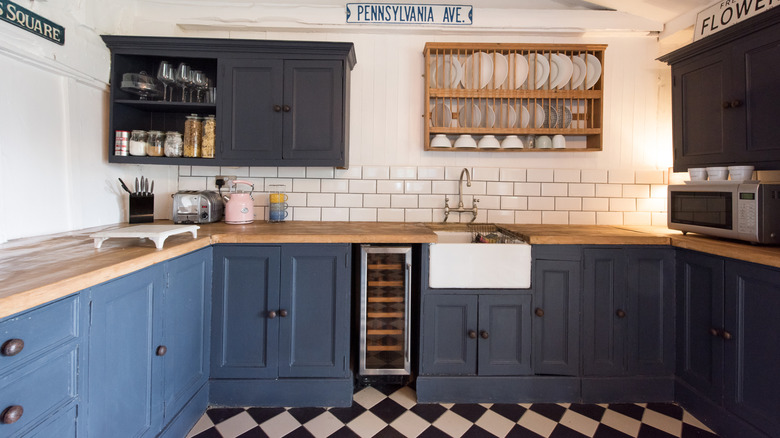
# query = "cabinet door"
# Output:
<box><xmin>583</xmin><ymin>249</ymin><xmax>627</xmax><ymax>376</ymax></box>
<box><xmin>279</xmin><ymin>244</ymin><xmax>351</xmax><ymax>378</ymax></box>
<box><xmin>87</xmin><ymin>266</ymin><xmax>163</xmax><ymax>438</ymax></box>
<box><xmin>671</xmin><ymin>50</ymin><xmax>731</xmax><ymax>171</ymax></box>
<box><xmin>724</xmin><ymin>262</ymin><xmax>780</xmax><ymax>435</ymax></box>
<box><xmin>283</xmin><ymin>60</ymin><xmax>344</xmax><ymax>162</ymax></box>
<box><xmin>162</xmin><ymin>248</ymin><xmax>212</xmax><ymax>422</ymax></box>
<box><xmin>211</xmin><ymin>245</ymin><xmax>280</xmax><ymax>379</ymax></box>
<box><xmin>220</xmin><ymin>59</ymin><xmax>284</xmax><ymax>161</ymax></box>
<box><xmin>478</xmin><ymin>294</ymin><xmax>533</xmax><ymax>376</ymax></box>
<box><xmin>626</xmin><ymin>249</ymin><xmax>675</xmax><ymax>376</ymax></box>
<box><xmin>533</xmin><ymin>259</ymin><xmax>580</xmax><ymax>376</ymax></box>
<box><xmin>421</xmin><ymin>295</ymin><xmax>478</xmax><ymax>375</ymax></box>
<box><xmin>676</xmin><ymin>251</ymin><xmax>724</xmax><ymax>401</ymax></box>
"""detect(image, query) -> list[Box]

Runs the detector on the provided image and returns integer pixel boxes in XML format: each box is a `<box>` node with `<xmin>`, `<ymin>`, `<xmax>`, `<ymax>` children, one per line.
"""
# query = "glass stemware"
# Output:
<box><xmin>157</xmin><ymin>60</ymin><xmax>175</xmax><ymax>101</ymax></box>
<box><xmin>192</xmin><ymin>71</ymin><xmax>206</xmax><ymax>103</ymax></box>
<box><xmin>175</xmin><ymin>63</ymin><xmax>191</xmax><ymax>102</ymax></box>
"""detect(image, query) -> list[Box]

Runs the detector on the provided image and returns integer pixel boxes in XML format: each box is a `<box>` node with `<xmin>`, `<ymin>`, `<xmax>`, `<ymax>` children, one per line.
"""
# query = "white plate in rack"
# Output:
<box><xmin>461</xmin><ymin>52</ymin><xmax>493</xmax><ymax>89</ymax></box>
<box><xmin>429</xmin><ymin>55</ymin><xmax>462</xmax><ymax>89</ymax></box>
<box><xmin>554</xmin><ymin>53</ymin><xmax>573</xmax><ymax>89</ymax></box>
<box><xmin>580</xmin><ymin>53</ymin><xmax>602</xmax><ymax>89</ymax></box>
<box><xmin>491</xmin><ymin>53</ymin><xmax>508</xmax><ymax>89</ymax></box>
<box><xmin>505</xmin><ymin>52</ymin><xmax>529</xmax><ymax>89</ymax></box>
<box><xmin>570</xmin><ymin>55</ymin><xmax>587</xmax><ymax>89</ymax></box>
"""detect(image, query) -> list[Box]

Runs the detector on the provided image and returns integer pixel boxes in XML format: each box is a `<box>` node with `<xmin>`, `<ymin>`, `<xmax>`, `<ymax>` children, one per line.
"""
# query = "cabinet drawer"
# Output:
<box><xmin>0</xmin><ymin>295</ymin><xmax>79</xmax><ymax>374</ymax></box>
<box><xmin>0</xmin><ymin>345</ymin><xmax>78</xmax><ymax>436</ymax></box>
<box><xmin>24</xmin><ymin>404</ymin><xmax>78</xmax><ymax>438</ymax></box>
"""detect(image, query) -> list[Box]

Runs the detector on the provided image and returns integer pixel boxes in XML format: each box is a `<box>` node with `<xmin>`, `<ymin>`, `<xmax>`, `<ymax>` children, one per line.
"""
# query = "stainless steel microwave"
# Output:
<box><xmin>668</xmin><ymin>183</ymin><xmax>780</xmax><ymax>244</ymax></box>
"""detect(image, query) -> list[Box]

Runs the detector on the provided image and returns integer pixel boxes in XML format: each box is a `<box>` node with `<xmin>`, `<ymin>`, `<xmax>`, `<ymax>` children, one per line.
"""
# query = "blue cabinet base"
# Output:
<box><xmin>416</xmin><ymin>377</ymin><xmax>580</xmax><ymax>404</ymax></box>
<box><xmin>159</xmin><ymin>383</ymin><xmax>209</xmax><ymax>438</ymax></box>
<box><xmin>209</xmin><ymin>378</ymin><xmax>353</xmax><ymax>407</ymax></box>
<box><xmin>676</xmin><ymin>379</ymin><xmax>769</xmax><ymax>438</ymax></box>
<box><xmin>581</xmin><ymin>377</ymin><xmax>674</xmax><ymax>403</ymax></box>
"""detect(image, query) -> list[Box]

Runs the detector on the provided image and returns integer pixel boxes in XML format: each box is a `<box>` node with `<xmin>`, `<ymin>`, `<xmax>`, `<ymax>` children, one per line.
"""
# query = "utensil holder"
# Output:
<box><xmin>129</xmin><ymin>194</ymin><xmax>154</xmax><ymax>223</ymax></box>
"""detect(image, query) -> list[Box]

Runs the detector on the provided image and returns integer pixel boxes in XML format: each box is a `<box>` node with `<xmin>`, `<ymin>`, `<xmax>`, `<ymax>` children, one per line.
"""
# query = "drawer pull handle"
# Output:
<box><xmin>468</xmin><ymin>330</ymin><xmax>477</xmax><ymax>339</ymax></box>
<box><xmin>2</xmin><ymin>405</ymin><xmax>23</xmax><ymax>424</ymax></box>
<box><xmin>1</xmin><ymin>339</ymin><xmax>24</xmax><ymax>357</ymax></box>
<box><xmin>480</xmin><ymin>330</ymin><xmax>489</xmax><ymax>339</ymax></box>
<box><xmin>156</xmin><ymin>345</ymin><xmax>167</xmax><ymax>356</ymax></box>
<box><xmin>534</xmin><ymin>308</ymin><xmax>544</xmax><ymax>317</ymax></box>
<box><xmin>616</xmin><ymin>309</ymin><xmax>626</xmax><ymax>318</ymax></box>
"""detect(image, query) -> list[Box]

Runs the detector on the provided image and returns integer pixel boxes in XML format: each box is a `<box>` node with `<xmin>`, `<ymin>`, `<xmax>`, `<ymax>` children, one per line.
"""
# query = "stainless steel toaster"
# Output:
<box><xmin>172</xmin><ymin>190</ymin><xmax>224</xmax><ymax>224</ymax></box>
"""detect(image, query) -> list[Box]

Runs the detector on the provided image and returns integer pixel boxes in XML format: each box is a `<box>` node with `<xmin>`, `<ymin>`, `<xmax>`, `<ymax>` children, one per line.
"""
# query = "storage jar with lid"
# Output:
<box><xmin>164</xmin><ymin>131</ymin><xmax>183</xmax><ymax>157</ymax></box>
<box><xmin>146</xmin><ymin>130</ymin><xmax>165</xmax><ymax>157</ymax></box>
<box><xmin>202</xmin><ymin>115</ymin><xmax>216</xmax><ymax>158</ymax></box>
<box><xmin>129</xmin><ymin>130</ymin><xmax>148</xmax><ymax>156</ymax></box>
<box><xmin>183</xmin><ymin>114</ymin><xmax>202</xmax><ymax>158</ymax></box>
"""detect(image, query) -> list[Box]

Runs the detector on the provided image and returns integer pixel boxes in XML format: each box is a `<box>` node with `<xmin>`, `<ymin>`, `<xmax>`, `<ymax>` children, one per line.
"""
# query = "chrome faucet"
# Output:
<box><xmin>443</xmin><ymin>167</ymin><xmax>479</xmax><ymax>223</ymax></box>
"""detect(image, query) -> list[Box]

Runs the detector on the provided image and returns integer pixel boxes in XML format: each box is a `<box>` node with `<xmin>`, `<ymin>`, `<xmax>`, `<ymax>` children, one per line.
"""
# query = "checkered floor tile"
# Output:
<box><xmin>186</xmin><ymin>385</ymin><xmax>719</xmax><ymax>438</ymax></box>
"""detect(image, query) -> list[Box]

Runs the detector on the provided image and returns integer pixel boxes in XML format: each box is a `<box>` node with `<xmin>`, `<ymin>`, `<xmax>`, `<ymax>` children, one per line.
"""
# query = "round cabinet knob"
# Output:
<box><xmin>2</xmin><ymin>405</ymin><xmax>23</xmax><ymax>424</ymax></box>
<box><xmin>731</xmin><ymin>100</ymin><xmax>743</xmax><ymax>108</ymax></box>
<box><xmin>279</xmin><ymin>309</ymin><xmax>288</xmax><ymax>317</ymax></box>
<box><xmin>156</xmin><ymin>345</ymin><xmax>167</xmax><ymax>356</ymax></box>
<box><xmin>534</xmin><ymin>308</ymin><xmax>544</xmax><ymax>317</ymax></box>
<box><xmin>283</xmin><ymin>105</ymin><xmax>291</xmax><ymax>112</ymax></box>
<box><xmin>268</xmin><ymin>310</ymin><xmax>277</xmax><ymax>319</ymax></box>
<box><xmin>616</xmin><ymin>309</ymin><xmax>627</xmax><ymax>318</ymax></box>
<box><xmin>273</xmin><ymin>104</ymin><xmax>282</xmax><ymax>112</ymax></box>
<box><xmin>709</xmin><ymin>328</ymin><xmax>720</xmax><ymax>337</ymax></box>
<box><xmin>468</xmin><ymin>330</ymin><xmax>477</xmax><ymax>339</ymax></box>
<box><xmin>1</xmin><ymin>339</ymin><xmax>24</xmax><ymax>357</ymax></box>
<box><xmin>722</xmin><ymin>101</ymin><xmax>732</xmax><ymax>109</ymax></box>
<box><xmin>721</xmin><ymin>330</ymin><xmax>733</xmax><ymax>340</ymax></box>
<box><xmin>480</xmin><ymin>331</ymin><xmax>489</xmax><ymax>339</ymax></box>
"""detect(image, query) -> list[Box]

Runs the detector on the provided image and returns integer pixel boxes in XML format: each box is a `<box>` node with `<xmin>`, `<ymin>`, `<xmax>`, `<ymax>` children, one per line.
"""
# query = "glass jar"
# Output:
<box><xmin>183</xmin><ymin>114</ymin><xmax>202</xmax><ymax>158</ymax></box>
<box><xmin>164</xmin><ymin>131</ymin><xmax>183</xmax><ymax>157</ymax></box>
<box><xmin>128</xmin><ymin>130</ymin><xmax>148</xmax><ymax>156</ymax></box>
<box><xmin>146</xmin><ymin>130</ymin><xmax>164</xmax><ymax>157</ymax></box>
<box><xmin>201</xmin><ymin>115</ymin><xmax>216</xmax><ymax>158</ymax></box>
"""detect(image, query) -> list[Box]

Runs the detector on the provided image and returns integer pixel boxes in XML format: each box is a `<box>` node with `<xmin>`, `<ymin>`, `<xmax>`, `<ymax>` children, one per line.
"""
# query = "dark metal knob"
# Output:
<box><xmin>721</xmin><ymin>330</ymin><xmax>733</xmax><ymax>340</ymax></box>
<box><xmin>156</xmin><ymin>345</ymin><xmax>167</xmax><ymax>356</ymax></box>
<box><xmin>616</xmin><ymin>309</ymin><xmax>626</xmax><ymax>318</ymax></box>
<box><xmin>273</xmin><ymin>104</ymin><xmax>282</xmax><ymax>112</ymax></box>
<box><xmin>279</xmin><ymin>309</ymin><xmax>288</xmax><ymax>317</ymax></box>
<box><xmin>731</xmin><ymin>100</ymin><xmax>742</xmax><ymax>108</ymax></box>
<box><xmin>2</xmin><ymin>405</ymin><xmax>23</xmax><ymax>424</ymax></box>
<box><xmin>468</xmin><ymin>330</ymin><xmax>477</xmax><ymax>339</ymax></box>
<box><xmin>283</xmin><ymin>105</ymin><xmax>291</xmax><ymax>112</ymax></box>
<box><xmin>1</xmin><ymin>339</ymin><xmax>24</xmax><ymax>357</ymax></box>
<box><xmin>723</xmin><ymin>101</ymin><xmax>732</xmax><ymax>109</ymax></box>
<box><xmin>710</xmin><ymin>328</ymin><xmax>719</xmax><ymax>337</ymax></box>
<box><xmin>480</xmin><ymin>331</ymin><xmax>489</xmax><ymax>339</ymax></box>
<box><xmin>268</xmin><ymin>310</ymin><xmax>277</xmax><ymax>319</ymax></box>
<box><xmin>534</xmin><ymin>308</ymin><xmax>544</xmax><ymax>317</ymax></box>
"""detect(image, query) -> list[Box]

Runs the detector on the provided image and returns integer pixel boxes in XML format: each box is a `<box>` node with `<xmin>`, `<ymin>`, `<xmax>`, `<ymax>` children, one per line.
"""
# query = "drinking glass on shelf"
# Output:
<box><xmin>192</xmin><ymin>71</ymin><xmax>206</xmax><ymax>103</ymax></box>
<box><xmin>175</xmin><ymin>63</ymin><xmax>191</xmax><ymax>102</ymax></box>
<box><xmin>157</xmin><ymin>60</ymin><xmax>175</xmax><ymax>101</ymax></box>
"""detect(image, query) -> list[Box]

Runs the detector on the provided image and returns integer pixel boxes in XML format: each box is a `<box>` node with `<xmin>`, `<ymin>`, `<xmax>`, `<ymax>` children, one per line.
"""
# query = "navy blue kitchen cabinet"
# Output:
<box><xmin>0</xmin><ymin>295</ymin><xmax>85</xmax><ymax>438</ymax></box>
<box><xmin>582</xmin><ymin>247</ymin><xmax>675</xmax><ymax>402</ymax></box>
<box><xmin>210</xmin><ymin>244</ymin><xmax>352</xmax><ymax>407</ymax></box>
<box><xmin>87</xmin><ymin>248</ymin><xmax>212</xmax><ymax>438</ymax></box>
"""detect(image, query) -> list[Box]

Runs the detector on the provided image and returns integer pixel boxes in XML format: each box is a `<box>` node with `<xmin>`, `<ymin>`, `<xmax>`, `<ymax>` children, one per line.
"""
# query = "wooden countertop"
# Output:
<box><xmin>1</xmin><ymin>221</ymin><xmax>778</xmax><ymax>320</ymax></box>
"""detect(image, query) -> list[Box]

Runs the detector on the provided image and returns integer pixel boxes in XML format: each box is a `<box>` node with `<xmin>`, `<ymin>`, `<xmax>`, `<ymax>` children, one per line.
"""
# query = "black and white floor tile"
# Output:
<box><xmin>186</xmin><ymin>385</ymin><xmax>719</xmax><ymax>438</ymax></box>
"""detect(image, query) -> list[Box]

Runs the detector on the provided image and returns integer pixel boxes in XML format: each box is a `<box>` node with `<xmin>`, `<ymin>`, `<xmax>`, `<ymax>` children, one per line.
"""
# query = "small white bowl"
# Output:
<box><xmin>552</xmin><ymin>134</ymin><xmax>566</xmax><ymax>149</ymax></box>
<box><xmin>430</xmin><ymin>134</ymin><xmax>452</xmax><ymax>148</ymax></box>
<box><xmin>536</xmin><ymin>135</ymin><xmax>552</xmax><ymax>149</ymax></box>
<box><xmin>728</xmin><ymin>165</ymin><xmax>754</xmax><ymax>181</ymax></box>
<box><xmin>477</xmin><ymin>135</ymin><xmax>500</xmax><ymax>149</ymax></box>
<box><xmin>706</xmin><ymin>166</ymin><xmax>729</xmax><ymax>181</ymax></box>
<box><xmin>501</xmin><ymin>135</ymin><xmax>524</xmax><ymax>149</ymax></box>
<box><xmin>454</xmin><ymin>134</ymin><xmax>477</xmax><ymax>148</ymax></box>
<box><xmin>689</xmin><ymin>167</ymin><xmax>707</xmax><ymax>181</ymax></box>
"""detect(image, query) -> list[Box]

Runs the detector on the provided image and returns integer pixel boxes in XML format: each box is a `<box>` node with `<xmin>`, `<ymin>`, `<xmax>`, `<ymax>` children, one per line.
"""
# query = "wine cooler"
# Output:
<box><xmin>359</xmin><ymin>245</ymin><xmax>412</xmax><ymax>376</ymax></box>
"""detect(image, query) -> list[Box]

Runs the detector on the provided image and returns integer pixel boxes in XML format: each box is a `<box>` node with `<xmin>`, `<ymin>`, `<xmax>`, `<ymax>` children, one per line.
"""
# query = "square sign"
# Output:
<box><xmin>346</xmin><ymin>3</ymin><xmax>472</xmax><ymax>25</ymax></box>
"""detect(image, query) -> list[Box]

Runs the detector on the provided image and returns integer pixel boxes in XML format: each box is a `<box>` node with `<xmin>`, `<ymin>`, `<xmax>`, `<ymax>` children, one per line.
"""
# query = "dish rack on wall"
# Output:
<box><xmin>423</xmin><ymin>42</ymin><xmax>606</xmax><ymax>152</ymax></box>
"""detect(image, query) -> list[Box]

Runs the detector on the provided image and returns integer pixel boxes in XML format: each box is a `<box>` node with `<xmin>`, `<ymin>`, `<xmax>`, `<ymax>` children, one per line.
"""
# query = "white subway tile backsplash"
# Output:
<box><xmin>554</xmin><ymin>169</ymin><xmax>581</xmax><ymax>183</ymax></box>
<box><xmin>322</xmin><ymin>208</ymin><xmax>349</xmax><ymax>221</ymax></box>
<box><xmin>335</xmin><ymin>193</ymin><xmax>363</xmax><ymax>208</ymax></box>
<box><xmin>527</xmin><ymin>169</ymin><xmax>554</xmax><ymax>182</ymax></box>
<box><xmin>364</xmin><ymin>194</ymin><xmax>391</xmax><ymax>208</ymax></box>
<box><xmin>378</xmin><ymin>209</ymin><xmax>405</xmax><ymax>222</ymax></box>
<box><xmin>264</xmin><ymin>178</ymin><xmax>294</xmax><ymax>189</ymax></box>
<box><xmin>637</xmin><ymin>198</ymin><xmax>666</xmax><ymax>212</ymax></box>
<box><xmin>278</xmin><ymin>167</ymin><xmax>307</xmax><ymax>178</ymax></box>
<box><xmin>405</xmin><ymin>209</ymin><xmax>433</xmax><ymax>222</ymax></box>
<box><xmin>501</xmin><ymin>196</ymin><xmax>528</xmax><ymax>210</ymax></box>
<box><xmin>178</xmin><ymin>177</ymin><xmax>209</xmax><ymax>191</ymax></box>
<box><xmin>293</xmin><ymin>207</ymin><xmax>321</xmax><ymax>221</ymax></box>
<box><xmin>623</xmin><ymin>212</ymin><xmax>652</xmax><ymax>226</ymax></box>
<box><xmin>581</xmin><ymin>169</ymin><xmax>608</xmax><ymax>183</ymax></box>
<box><xmin>445</xmin><ymin>167</ymin><xmax>472</xmax><ymax>180</ymax></box>
<box><xmin>569</xmin><ymin>211</ymin><xmax>596</xmax><ymax>225</ymax></box>
<box><xmin>307</xmin><ymin>193</ymin><xmax>335</xmax><ymax>207</ymax></box>
<box><xmin>419</xmin><ymin>195</ymin><xmax>446</xmax><ymax>209</ymax></box>
<box><xmin>417</xmin><ymin>166</ymin><xmax>445</xmax><ymax>180</ymax></box>
<box><xmin>191</xmin><ymin>166</ymin><xmax>221</xmax><ymax>177</ymax></box>
<box><xmin>432</xmin><ymin>181</ymin><xmax>459</xmax><ymax>195</ymax></box>
<box><xmin>476</xmin><ymin>196</ymin><xmax>501</xmax><ymax>210</ymax></box>
<box><xmin>652</xmin><ymin>212</ymin><xmax>668</xmax><ymax>226</ymax></box>
<box><xmin>179</xmin><ymin>166</ymin><xmax>191</xmax><ymax>176</ymax></box>
<box><xmin>515</xmin><ymin>211</ymin><xmax>542</xmax><ymax>224</ymax></box>
<box><xmin>250</xmin><ymin>167</ymin><xmax>278</xmax><ymax>177</ymax></box>
<box><xmin>335</xmin><ymin>166</ymin><xmax>362</xmax><ymax>179</ymax></box>
<box><xmin>473</xmin><ymin>167</ymin><xmax>500</xmax><ymax>181</ymax></box>
<box><xmin>221</xmin><ymin>166</ymin><xmax>250</xmax><ymax>177</ymax></box>
<box><xmin>488</xmin><ymin>210</ymin><xmax>515</xmax><ymax>224</ymax></box>
<box><xmin>463</xmin><ymin>181</ymin><xmax>487</xmax><ymax>195</ymax></box>
<box><xmin>350</xmin><ymin>208</ymin><xmax>377</xmax><ymax>222</ymax></box>
<box><xmin>377</xmin><ymin>180</ymin><xmax>405</xmax><ymax>194</ymax></box>
<box><xmin>293</xmin><ymin>179</ymin><xmax>321</xmax><ymax>193</ymax></box>
<box><xmin>651</xmin><ymin>185</ymin><xmax>667</xmax><ymax>198</ymax></box>
<box><xmin>556</xmin><ymin>197</ymin><xmax>582</xmax><ymax>211</ymax></box>
<box><xmin>390</xmin><ymin>166</ymin><xmax>417</xmax><ymax>180</ymax></box>
<box><xmin>528</xmin><ymin>197</ymin><xmax>555</xmax><ymax>211</ymax></box>
<box><xmin>286</xmin><ymin>192</ymin><xmax>307</xmax><ymax>207</ymax></box>
<box><xmin>635</xmin><ymin>170</ymin><xmax>665</xmax><ymax>184</ymax></box>
<box><xmin>582</xmin><ymin>198</ymin><xmax>609</xmax><ymax>211</ymax></box>
<box><xmin>432</xmin><ymin>209</ymin><xmax>447</xmax><ymax>223</ymax></box>
<box><xmin>597</xmin><ymin>212</ymin><xmax>624</xmax><ymax>225</ymax></box>
<box><xmin>500</xmin><ymin>168</ymin><xmax>527</xmax><ymax>182</ymax></box>
<box><xmin>321</xmin><ymin>179</ymin><xmax>349</xmax><ymax>193</ymax></box>
<box><xmin>306</xmin><ymin>167</ymin><xmax>335</xmax><ymax>179</ymax></box>
<box><xmin>391</xmin><ymin>194</ymin><xmax>418</xmax><ymax>208</ymax></box>
<box><xmin>363</xmin><ymin>166</ymin><xmax>390</xmax><ymax>180</ymax></box>
<box><xmin>568</xmin><ymin>183</ymin><xmax>595</xmax><ymax>197</ymax></box>
<box><xmin>596</xmin><ymin>184</ymin><xmax>622</xmax><ymax>198</ymax></box>
<box><xmin>349</xmin><ymin>180</ymin><xmax>377</xmax><ymax>194</ymax></box>
<box><xmin>622</xmin><ymin>184</ymin><xmax>650</xmax><ymax>198</ymax></box>
<box><xmin>543</xmin><ymin>211</ymin><xmax>569</xmax><ymax>224</ymax></box>
<box><xmin>609</xmin><ymin>169</ymin><xmax>635</xmax><ymax>184</ymax></box>
<box><xmin>515</xmin><ymin>183</ymin><xmax>541</xmax><ymax>197</ymax></box>
<box><xmin>542</xmin><ymin>183</ymin><xmax>568</xmax><ymax>197</ymax></box>
<box><xmin>610</xmin><ymin>198</ymin><xmax>637</xmax><ymax>212</ymax></box>
<box><xmin>405</xmin><ymin>181</ymin><xmax>432</xmax><ymax>194</ymax></box>
<box><xmin>487</xmin><ymin>182</ymin><xmax>514</xmax><ymax>196</ymax></box>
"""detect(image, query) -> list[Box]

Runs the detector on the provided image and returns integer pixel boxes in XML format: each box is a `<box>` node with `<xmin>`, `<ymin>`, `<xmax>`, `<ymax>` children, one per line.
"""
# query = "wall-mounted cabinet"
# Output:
<box><xmin>423</xmin><ymin>43</ymin><xmax>606</xmax><ymax>152</ymax></box>
<box><xmin>102</xmin><ymin>36</ymin><xmax>356</xmax><ymax>167</ymax></box>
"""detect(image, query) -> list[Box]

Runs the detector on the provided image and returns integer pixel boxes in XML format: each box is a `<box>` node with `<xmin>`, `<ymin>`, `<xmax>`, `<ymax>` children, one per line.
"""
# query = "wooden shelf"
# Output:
<box><xmin>367</xmin><ymin>329</ymin><xmax>403</xmax><ymax>335</ymax></box>
<box><xmin>368</xmin><ymin>280</ymin><xmax>404</xmax><ymax>287</ymax></box>
<box><xmin>367</xmin><ymin>345</ymin><xmax>404</xmax><ymax>351</ymax></box>
<box><xmin>367</xmin><ymin>297</ymin><xmax>404</xmax><ymax>303</ymax></box>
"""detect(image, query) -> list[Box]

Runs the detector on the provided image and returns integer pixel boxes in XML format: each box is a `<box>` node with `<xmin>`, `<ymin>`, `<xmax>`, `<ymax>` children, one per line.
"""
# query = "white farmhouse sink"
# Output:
<box><xmin>428</xmin><ymin>230</ymin><xmax>532</xmax><ymax>289</ymax></box>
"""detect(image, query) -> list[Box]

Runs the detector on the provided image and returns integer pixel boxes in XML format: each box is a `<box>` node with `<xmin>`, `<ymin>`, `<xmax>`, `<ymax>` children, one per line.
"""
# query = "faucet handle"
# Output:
<box><xmin>472</xmin><ymin>197</ymin><xmax>480</xmax><ymax>204</ymax></box>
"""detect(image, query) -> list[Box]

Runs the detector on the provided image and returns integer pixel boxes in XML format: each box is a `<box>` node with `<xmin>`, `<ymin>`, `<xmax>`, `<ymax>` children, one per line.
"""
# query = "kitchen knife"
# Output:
<box><xmin>135</xmin><ymin>177</ymin><xmax>139</xmax><ymax>194</ymax></box>
<box><xmin>150</xmin><ymin>180</ymin><xmax>154</xmax><ymax>194</ymax></box>
<box><xmin>118</xmin><ymin>178</ymin><xmax>132</xmax><ymax>194</ymax></box>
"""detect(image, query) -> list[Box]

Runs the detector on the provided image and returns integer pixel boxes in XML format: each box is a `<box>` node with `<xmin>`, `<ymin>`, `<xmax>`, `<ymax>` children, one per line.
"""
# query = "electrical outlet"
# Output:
<box><xmin>215</xmin><ymin>175</ymin><xmax>236</xmax><ymax>189</ymax></box>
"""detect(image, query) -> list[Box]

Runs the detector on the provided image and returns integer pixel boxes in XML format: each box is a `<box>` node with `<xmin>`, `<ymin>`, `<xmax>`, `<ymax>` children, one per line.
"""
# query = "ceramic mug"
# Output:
<box><xmin>268</xmin><ymin>184</ymin><xmax>288</xmax><ymax>203</ymax></box>
<box><xmin>269</xmin><ymin>209</ymin><xmax>288</xmax><ymax>222</ymax></box>
<box><xmin>269</xmin><ymin>202</ymin><xmax>288</xmax><ymax>209</ymax></box>
<box><xmin>552</xmin><ymin>135</ymin><xmax>566</xmax><ymax>149</ymax></box>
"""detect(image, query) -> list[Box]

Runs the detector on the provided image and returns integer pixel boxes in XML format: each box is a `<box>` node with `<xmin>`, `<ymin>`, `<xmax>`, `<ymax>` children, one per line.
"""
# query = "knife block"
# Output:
<box><xmin>129</xmin><ymin>194</ymin><xmax>154</xmax><ymax>223</ymax></box>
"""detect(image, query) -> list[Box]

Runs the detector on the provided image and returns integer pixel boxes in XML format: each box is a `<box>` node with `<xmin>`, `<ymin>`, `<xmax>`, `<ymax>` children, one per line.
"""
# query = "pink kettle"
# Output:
<box><xmin>223</xmin><ymin>180</ymin><xmax>255</xmax><ymax>224</ymax></box>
